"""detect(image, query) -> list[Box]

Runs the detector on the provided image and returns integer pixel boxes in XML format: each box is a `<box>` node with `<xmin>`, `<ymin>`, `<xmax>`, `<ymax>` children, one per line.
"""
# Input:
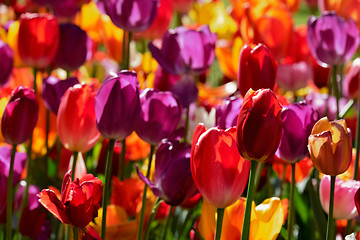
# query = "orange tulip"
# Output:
<box><xmin>308</xmin><ymin>117</ymin><xmax>352</xmax><ymax>176</ymax></box>
<box><xmin>57</xmin><ymin>83</ymin><xmax>100</xmax><ymax>153</ymax></box>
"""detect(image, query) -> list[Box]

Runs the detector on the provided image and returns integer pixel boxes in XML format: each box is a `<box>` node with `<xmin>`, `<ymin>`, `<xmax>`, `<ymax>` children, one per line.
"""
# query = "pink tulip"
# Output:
<box><xmin>320</xmin><ymin>175</ymin><xmax>360</xmax><ymax>220</ymax></box>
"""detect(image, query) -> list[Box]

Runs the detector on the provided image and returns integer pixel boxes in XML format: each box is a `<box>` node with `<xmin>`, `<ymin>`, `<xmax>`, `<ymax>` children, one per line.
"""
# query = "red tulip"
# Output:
<box><xmin>237</xmin><ymin>44</ymin><xmax>277</xmax><ymax>97</ymax></box>
<box><xmin>57</xmin><ymin>83</ymin><xmax>100</xmax><ymax>153</ymax></box>
<box><xmin>191</xmin><ymin>123</ymin><xmax>251</xmax><ymax>208</ymax></box>
<box><xmin>18</xmin><ymin>13</ymin><xmax>60</xmax><ymax>69</ymax></box>
<box><xmin>236</xmin><ymin>88</ymin><xmax>283</xmax><ymax>162</ymax></box>
<box><xmin>38</xmin><ymin>170</ymin><xmax>103</xmax><ymax>228</ymax></box>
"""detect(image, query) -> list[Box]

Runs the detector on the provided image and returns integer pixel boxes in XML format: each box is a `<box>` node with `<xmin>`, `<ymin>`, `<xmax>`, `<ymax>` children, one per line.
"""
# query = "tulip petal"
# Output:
<box><xmin>38</xmin><ymin>189</ymin><xmax>70</xmax><ymax>224</ymax></box>
<box><xmin>135</xmin><ymin>165</ymin><xmax>162</xmax><ymax>198</ymax></box>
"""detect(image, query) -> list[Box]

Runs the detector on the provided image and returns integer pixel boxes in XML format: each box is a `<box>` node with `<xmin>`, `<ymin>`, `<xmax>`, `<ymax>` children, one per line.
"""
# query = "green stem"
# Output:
<box><xmin>183</xmin><ymin>107</ymin><xmax>190</xmax><ymax>143</ymax></box>
<box><xmin>253</xmin><ymin>162</ymin><xmax>264</xmax><ymax>192</ymax></box>
<box><xmin>101</xmin><ymin>139</ymin><xmax>116</xmax><ymax>240</ymax></box>
<box><xmin>137</xmin><ymin>145</ymin><xmax>155</xmax><ymax>240</ymax></box>
<box><xmin>279</xmin><ymin>164</ymin><xmax>287</xmax><ymax>197</ymax></box>
<box><xmin>179</xmin><ymin>208</ymin><xmax>194</xmax><ymax>238</ymax></box>
<box><xmin>144</xmin><ymin>198</ymin><xmax>163</xmax><ymax>240</ymax></box>
<box><xmin>161</xmin><ymin>206</ymin><xmax>173</xmax><ymax>240</ymax></box>
<box><xmin>326</xmin><ymin>176</ymin><xmax>336</xmax><ymax>240</ymax></box>
<box><xmin>214</xmin><ymin>208</ymin><xmax>225</xmax><ymax>240</ymax></box>
<box><xmin>71</xmin><ymin>151</ymin><xmax>79</xmax><ymax>180</ymax></box>
<box><xmin>122</xmin><ymin>31</ymin><xmax>133</xmax><ymax>70</ymax></box>
<box><xmin>354</xmin><ymin>71</ymin><xmax>360</xmax><ymax>180</ymax></box>
<box><xmin>6</xmin><ymin>144</ymin><xmax>17</xmax><ymax>240</ymax></box>
<box><xmin>331</xmin><ymin>66</ymin><xmax>339</xmax><ymax>119</ymax></box>
<box><xmin>118</xmin><ymin>139</ymin><xmax>126</xmax><ymax>181</ymax></box>
<box><xmin>44</xmin><ymin>109</ymin><xmax>50</xmax><ymax>176</ymax></box>
<box><xmin>33</xmin><ymin>68</ymin><xmax>37</xmax><ymax>96</ymax></box>
<box><xmin>55</xmin><ymin>137</ymin><xmax>62</xmax><ymax>177</ymax></box>
<box><xmin>65</xmin><ymin>225</ymin><xmax>71</xmax><ymax>240</ymax></box>
<box><xmin>72</xmin><ymin>227</ymin><xmax>78</xmax><ymax>240</ymax></box>
<box><xmin>339</xmin><ymin>99</ymin><xmax>354</xmax><ymax>119</ymax></box>
<box><xmin>287</xmin><ymin>163</ymin><xmax>296</xmax><ymax>240</ymax></box>
<box><xmin>241</xmin><ymin>160</ymin><xmax>258</xmax><ymax>240</ymax></box>
<box><xmin>339</xmin><ymin>64</ymin><xmax>344</xmax><ymax>98</ymax></box>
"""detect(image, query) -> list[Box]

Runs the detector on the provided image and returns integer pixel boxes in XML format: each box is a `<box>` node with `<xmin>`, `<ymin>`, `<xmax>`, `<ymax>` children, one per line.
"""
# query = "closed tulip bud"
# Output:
<box><xmin>149</xmin><ymin>25</ymin><xmax>216</xmax><ymax>76</ymax></box>
<box><xmin>57</xmin><ymin>83</ymin><xmax>100</xmax><ymax>153</ymax></box>
<box><xmin>312</xmin><ymin>57</ymin><xmax>330</xmax><ymax>89</ymax></box>
<box><xmin>95</xmin><ymin>71</ymin><xmax>140</xmax><ymax>140</ymax></box>
<box><xmin>137</xmin><ymin>139</ymin><xmax>197</xmax><ymax>206</ymax></box>
<box><xmin>0</xmin><ymin>41</ymin><xmax>13</xmax><ymax>87</ymax></box>
<box><xmin>136</xmin><ymin>88</ymin><xmax>182</xmax><ymax>146</ymax></box>
<box><xmin>18</xmin><ymin>13</ymin><xmax>60</xmax><ymax>69</ymax></box>
<box><xmin>307</xmin><ymin>12</ymin><xmax>360</xmax><ymax>66</ymax></box>
<box><xmin>320</xmin><ymin>175</ymin><xmax>360</xmax><ymax>220</ymax></box>
<box><xmin>276</xmin><ymin>61</ymin><xmax>312</xmax><ymax>92</ymax></box>
<box><xmin>308</xmin><ymin>117</ymin><xmax>352</xmax><ymax>176</ymax></box>
<box><xmin>191</xmin><ymin>124</ymin><xmax>250</xmax><ymax>208</ymax></box>
<box><xmin>276</xmin><ymin>102</ymin><xmax>319</xmax><ymax>163</ymax></box>
<box><xmin>42</xmin><ymin>76</ymin><xmax>79</xmax><ymax>114</ymax></box>
<box><xmin>53</xmin><ymin>23</ymin><xmax>89</xmax><ymax>72</ymax></box>
<box><xmin>38</xmin><ymin>170</ymin><xmax>103</xmax><ymax>228</ymax></box>
<box><xmin>100</xmin><ymin>0</ymin><xmax>159</xmax><ymax>32</ymax></box>
<box><xmin>1</xmin><ymin>86</ymin><xmax>38</xmax><ymax>145</ymax></box>
<box><xmin>236</xmin><ymin>89</ymin><xmax>283</xmax><ymax>162</ymax></box>
<box><xmin>238</xmin><ymin>44</ymin><xmax>277</xmax><ymax>97</ymax></box>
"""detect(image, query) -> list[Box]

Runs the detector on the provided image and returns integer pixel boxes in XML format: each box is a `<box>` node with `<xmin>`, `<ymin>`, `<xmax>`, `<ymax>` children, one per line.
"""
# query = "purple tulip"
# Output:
<box><xmin>136</xmin><ymin>139</ymin><xmax>197</xmax><ymax>205</ymax></box>
<box><xmin>170</xmin><ymin>75</ymin><xmax>198</xmax><ymax>108</ymax></box>
<box><xmin>307</xmin><ymin>12</ymin><xmax>360</xmax><ymax>66</ymax></box>
<box><xmin>0</xmin><ymin>146</ymin><xmax>27</xmax><ymax>220</ymax></box>
<box><xmin>149</xmin><ymin>25</ymin><xmax>216</xmax><ymax>75</ymax></box>
<box><xmin>1</xmin><ymin>86</ymin><xmax>38</xmax><ymax>145</ymax></box>
<box><xmin>53</xmin><ymin>23</ymin><xmax>89</xmax><ymax>71</ymax></box>
<box><xmin>276</xmin><ymin>61</ymin><xmax>312</xmax><ymax>92</ymax></box>
<box><xmin>95</xmin><ymin>71</ymin><xmax>140</xmax><ymax>140</ymax></box>
<box><xmin>100</xmin><ymin>0</ymin><xmax>159</xmax><ymax>32</ymax></box>
<box><xmin>0</xmin><ymin>41</ymin><xmax>13</xmax><ymax>87</ymax></box>
<box><xmin>52</xmin><ymin>0</ymin><xmax>80</xmax><ymax>18</ymax></box>
<box><xmin>276</xmin><ymin>102</ymin><xmax>319</xmax><ymax>162</ymax></box>
<box><xmin>136</xmin><ymin>88</ymin><xmax>182</xmax><ymax>146</ymax></box>
<box><xmin>216</xmin><ymin>96</ymin><xmax>243</xmax><ymax>129</ymax></box>
<box><xmin>42</xmin><ymin>76</ymin><xmax>79</xmax><ymax>114</ymax></box>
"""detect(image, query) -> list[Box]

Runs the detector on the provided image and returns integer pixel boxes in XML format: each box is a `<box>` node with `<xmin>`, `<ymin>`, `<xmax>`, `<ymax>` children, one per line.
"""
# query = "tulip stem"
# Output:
<box><xmin>253</xmin><ymin>162</ymin><xmax>264</xmax><ymax>192</ymax></box>
<box><xmin>144</xmin><ymin>198</ymin><xmax>163</xmax><ymax>240</ymax></box>
<box><xmin>287</xmin><ymin>163</ymin><xmax>296</xmax><ymax>240</ymax></box>
<box><xmin>214</xmin><ymin>208</ymin><xmax>225</xmax><ymax>240</ymax></box>
<box><xmin>326</xmin><ymin>176</ymin><xmax>336</xmax><ymax>240</ymax></box>
<box><xmin>71</xmin><ymin>151</ymin><xmax>79</xmax><ymax>180</ymax></box>
<box><xmin>72</xmin><ymin>227</ymin><xmax>78</xmax><ymax>240</ymax></box>
<box><xmin>44</xmin><ymin>109</ymin><xmax>50</xmax><ymax>177</ymax></box>
<box><xmin>122</xmin><ymin>31</ymin><xmax>133</xmax><ymax>70</ymax></box>
<box><xmin>241</xmin><ymin>160</ymin><xmax>258</xmax><ymax>240</ymax></box>
<box><xmin>55</xmin><ymin>137</ymin><xmax>62</xmax><ymax>177</ymax></box>
<box><xmin>138</xmin><ymin>145</ymin><xmax>155</xmax><ymax>240</ymax></box>
<box><xmin>33</xmin><ymin>68</ymin><xmax>37</xmax><ymax>96</ymax></box>
<box><xmin>118</xmin><ymin>139</ymin><xmax>126</xmax><ymax>180</ymax></box>
<box><xmin>161</xmin><ymin>206</ymin><xmax>173</xmax><ymax>240</ymax></box>
<box><xmin>331</xmin><ymin>66</ymin><xmax>339</xmax><ymax>119</ymax></box>
<box><xmin>354</xmin><ymin>71</ymin><xmax>360</xmax><ymax>180</ymax></box>
<box><xmin>183</xmin><ymin>106</ymin><xmax>190</xmax><ymax>143</ymax></box>
<box><xmin>101</xmin><ymin>139</ymin><xmax>116</xmax><ymax>240</ymax></box>
<box><xmin>6</xmin><ymin>144</ymin><xmax>17</xmax><ymax>240</ymax></box>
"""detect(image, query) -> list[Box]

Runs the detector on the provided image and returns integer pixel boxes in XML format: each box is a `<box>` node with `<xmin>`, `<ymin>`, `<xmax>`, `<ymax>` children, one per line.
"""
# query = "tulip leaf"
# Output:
<box><xmin>294</xmin><ymin>184</ymin><xmax>308</xmax><ymax>223</ymax></box>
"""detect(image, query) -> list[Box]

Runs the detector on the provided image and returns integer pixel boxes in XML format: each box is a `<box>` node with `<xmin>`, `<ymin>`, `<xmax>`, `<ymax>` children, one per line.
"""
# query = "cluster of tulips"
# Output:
<box><xmin>2</xmin><ymin>0</ymin><xmax>360</xmax><ymax>239</ymax></box>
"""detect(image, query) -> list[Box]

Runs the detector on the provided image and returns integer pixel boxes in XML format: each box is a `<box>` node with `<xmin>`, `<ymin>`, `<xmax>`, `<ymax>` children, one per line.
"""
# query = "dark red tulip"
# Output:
<box><xmin>237</xmin><ymin>44</ymin><xmax>277</xmax><ymax>97</ymax></box>
<box><xmin>0</xmin><ymin>40</ymin><xmax>13</xmax><ymax>87</ymax></box>
<box><xmin>38</xmin><ymin>170</ymin><xmax>103</xmax><ymax>228</ymax></box>
<box><xmin>18</xmin><ymin>13</ymin><xmax>59</xmax><ymax>69</ymax></box>
<box><xmin>1</xmin><ymin>86</ymin><xmax>38</xmax><ymax>145</ymax></box>
<box><xmin>236</xmin><ymin>88</ymin><xmax>283</xmax><ymax>162</ymax></box>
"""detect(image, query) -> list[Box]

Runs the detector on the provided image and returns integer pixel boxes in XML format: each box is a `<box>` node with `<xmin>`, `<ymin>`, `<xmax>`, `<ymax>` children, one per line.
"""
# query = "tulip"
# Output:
<box><xmin>149</xmin><ymin>25</ymin><xmax>216</xmax><ymax>76</ymax></box>
<box><xmin>191</xmin><ymin>123</ymin><xmax>250</xmax><ymax>240</ymax></box>
<box><xmin>307</xmin><ymin>12</ymin><xmax>359</xmax><ymax>67</ymax></box>
<box><xmin>236</xmin><ymin>89</ymin><xmax>283</xmax><ymax>162</ymax></box>
<box><xmin>320</xmin><ymin>175</ymin><xmax>360</xmax><ymax>220</ymax></box>
<box><xmin>173</xmin><ymin>0</ymin><xmax>193</xmax><ymax>14</ymax></box>
<box><xmin>276</xmin><ymin>61</ymin><xmax>312</xmax><ymax>92</ymax></box>
<box><xmin>57</xmin><ymin>83</ymin><xmax>100</xmax><ymax>153</ymax></box>
<box><xmin>237</xmin><ymin>44</ymin><xmax>277</xmax><ymax>97</ymax></box>
<box><xmin>137</xmin><ymin>139</ymin><xmax>197</xmax><ymax>206</ymax></box>
<box><xmin>344</xmin><ymin>58</ymin><xmax>360</xmax><ymax>99</ymax></box>
<box><xmin>52</xmin><ymin>0</ymin><xmax>81</xmax><ymax>18</ymax></box>
<box><xmin>308</xmin><ymin>117</ymin><xmax>352</xmax><ymax>176</ymax></box>
<box><xmin>38</xmin><ymin>170</ymin><xmax>103</xmax><ymax>228</ymax></box>
<box><xmin>276</xmin><ymin>102</ymin><xmax>318</xmax><ymax>163</ymax></box>
<box><xmin>42</xmin><ymin>76</ymin><xmax>79</xmax><ymax>114</ymax></box>
<box><xmin>191</xmin><ymin>123</ymin><xmax>250</xmax><ymax>208</ymax></box>
<box><xmin>53</xmin><ymin>23</ymin><xmax>89</xmax><ymax>72</ymax></box>
<box><xmin>18</xmin><ymin>13</ymin><xmax>60</xmax><ymax>70</ymax></box>
<box><xmin>170</xmin><ymin>74</ymin><xmax>198</xmax><ymax>108</ymax></box>
<box><xmin>1</xmin><ymin>86</ymin><xmax>38</xmax><ymax>145</ymax></box>
<box><xmin>215</xmin><ymin>96</ymin><xmax>243</xmax><ymax>130</ymax></box>
<box><xmin>312</xmin><ymin>57</ymin><xmax>331</xmax><ymax>89</ymax></box>
<box><xmin>95</xmin><ymin>71</ymin><xmax>140</xmax><ymax>140</ymax></box>
<box><xmin>135</xmin><ymin>88</ymin><xmax>182</xmax><ymax>146</ymax></box>
<box><xmin>0</xmin><ymin>41</ymin><xmax>13</xmax><ymax>87</ymax></box>
<box><xmin>100</xmin><ymin>0</ymin><xmax>159</xmax><ymax>32</ymax></box>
